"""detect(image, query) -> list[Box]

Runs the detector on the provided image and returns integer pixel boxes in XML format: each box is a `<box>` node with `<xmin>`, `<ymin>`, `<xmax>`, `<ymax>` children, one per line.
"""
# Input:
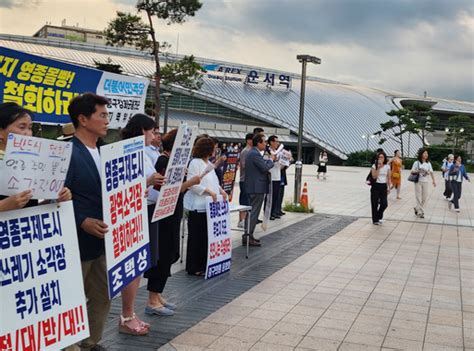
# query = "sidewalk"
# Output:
<box><xmin>159</xmin><ymin>166</ymin><xmax>473</xmax><ymax>350</ymax></box>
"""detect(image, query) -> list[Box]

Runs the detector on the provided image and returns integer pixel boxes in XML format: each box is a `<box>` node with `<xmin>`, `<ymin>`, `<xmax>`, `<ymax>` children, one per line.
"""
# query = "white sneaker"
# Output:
<box><xmin>378</xmin><ymin>219</ymin><xmax>384</xmax><ymax>224</ymax></box>
<box><xmin>454</xmin><ymin>209</ymin><xmax>460</xmax><ymax>213</ymax></box>
<box><xmin>237</xmin><ymin>220</ymin><xmax>245</xmax><ymax>228</ymax></box>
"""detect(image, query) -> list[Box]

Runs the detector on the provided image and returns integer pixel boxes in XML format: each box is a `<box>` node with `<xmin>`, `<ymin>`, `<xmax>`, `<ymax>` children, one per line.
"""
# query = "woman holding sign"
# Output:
<box><xmin>145</xmin><ymin>129</ymin><xmax>201</xmax><ymax>316</ymax></box>
<box><xmin>119</xmin><ymin>114</ymin><xmax>165</xmax><ymax>335</ymax></box>
<box><xmin>0</xmin><ymin>102</ymin><xmax>71</xmax><ymax>211</ymax></box>
<box><xmin>184</xmin><ymin>137</ymin><xmax>227</xmax><ymax>276</ymax></box>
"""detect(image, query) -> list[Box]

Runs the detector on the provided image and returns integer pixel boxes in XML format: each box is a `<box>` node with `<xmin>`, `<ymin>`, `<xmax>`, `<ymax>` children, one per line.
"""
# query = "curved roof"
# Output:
<box><xmin>1</xmin><ymin>35</ymin><xmax>473</xmax><ymax>159</ymax></box>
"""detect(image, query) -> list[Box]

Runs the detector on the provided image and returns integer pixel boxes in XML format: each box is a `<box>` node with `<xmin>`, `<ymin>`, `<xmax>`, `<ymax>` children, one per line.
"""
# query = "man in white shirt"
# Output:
<box><xmin>64</xmin><ymin>93</ymin><xmax>111</xmax><ymax>351</ymax></box>
<box><xmin>268</xmin><ymin>135</ymin><xmax>283</xmax><ymax>220</ymax></box>
<box><xmin>145</xmin><ymin>126</ymin><xmax>161</xmax><ymax>166</ymax></box>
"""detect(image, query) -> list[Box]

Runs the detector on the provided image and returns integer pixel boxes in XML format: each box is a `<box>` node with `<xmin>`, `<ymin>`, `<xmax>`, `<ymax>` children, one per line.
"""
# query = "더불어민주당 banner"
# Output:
<box><xmin>0</xmin><ymin>133</ymin><xmax>72</xmax><ymax>199</ymax></box>
<box><xmin>0</xmin><ymin>47</ymin><xmax>148</xmax><ymax>128</ymax></box>
<box><xmin>205</xmin><ymin>195</ymin><xmax>232</xmax><ymax>280</ymax></box>
<box><xmin>0</xmin><ymin>201</ymin><xmax>89</xmax><ymax>351</ymax></box>
<box><xmin>100</xmin><ymin>136</ymin><xmax>150</xmax><ymax>299</ymax></box>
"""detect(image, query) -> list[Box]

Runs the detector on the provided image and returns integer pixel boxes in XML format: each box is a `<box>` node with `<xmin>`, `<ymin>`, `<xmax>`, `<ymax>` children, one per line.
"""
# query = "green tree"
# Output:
<box><xmin>105</xmin><ymin>0</ymin><xmax>203</xmax><ymax>124</ymax></box>
<box><xmin>93</xmin><ymin>57</ymin><xmax>123</xmax><ymax>74</ymax></box>
<box><xmin>403</xmin><ymin>104</ymin><xmax>438</xmax><ymax>147</ymax></box>
<box><xmin>444</xmin><ymin>114</ymin><xmax>474</xmax><ymax>152</ymax></box>
<box><xmin>375</xmin><ymin>108</ymin><xmax>412</xmax><ymax>158</ymax></box>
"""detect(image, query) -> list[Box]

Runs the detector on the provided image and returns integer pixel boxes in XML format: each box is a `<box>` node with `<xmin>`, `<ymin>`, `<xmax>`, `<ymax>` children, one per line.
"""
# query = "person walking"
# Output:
<box><xmin>411</xmin><ymin>148</ymin><xmax>437</xmax><ymax>219</ymax></box>
<box><xmin>448</xmin><ymin>155</ymin><xmax>470</xmax><ymax>212</ymax></box>
<box><xmin>370</xmin><ymin>152</ymin><xmax>391</xmax><ymax>225</ymax></box>
<box><xmin>184</xmin><ymin>137</ymin><xmax>227</xmax><ymax>276</ymax></box>
<box><xmin>388</xmin><ymin>150</ymin><xmax>403</xmax><ymax>199</ymax></box>
<box><xmin>244</xmin><ymin>133</ymin><xmax>275</xmax><ymax>246</ymax></box>
<box><xmin>441</xmin><ymin>154</ymin><xmax>454</xmax><ymax>200</ymax></box>
<box><xmin>317</xmin><ymin>150</ymin><xmax>328</xmax><ymax>179</ymax></box>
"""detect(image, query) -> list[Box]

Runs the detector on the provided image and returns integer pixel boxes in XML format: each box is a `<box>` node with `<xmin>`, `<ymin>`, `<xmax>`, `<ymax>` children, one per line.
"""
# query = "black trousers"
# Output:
<box><xmin>270</xmin><ymin>181</ymin><xmax>281</xmax><ymax>216</ymax></box>
<box><xmin>443</xmin><ymin>179</ymin><xmax>453</xmax><ymax>198</ymax></box>
<box><xmin>276</xmin><ymin>184</ymin><xmax>285</xmax><ymax>214</ymax></box>
<box><xmin>370</xmin><ymin>183</ymin><xmax>388</xmax><ymax>223</ymax></box>
<box><xmin>450</xmin><ymin>181</ymin><xmax>462</xmax><ymax>209</ymax></box>
<box><xmin>186</xmin><ymin>211</ymin><xmax>208</xmax><ymax>274</ymax></box>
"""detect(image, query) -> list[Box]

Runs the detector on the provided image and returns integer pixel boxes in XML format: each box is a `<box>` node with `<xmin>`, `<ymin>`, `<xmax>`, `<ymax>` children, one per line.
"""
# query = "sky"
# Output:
<box><xmin>0</xmin><ymin>0</ymin><xmax>473</xmax><ymax>102</ymax></box>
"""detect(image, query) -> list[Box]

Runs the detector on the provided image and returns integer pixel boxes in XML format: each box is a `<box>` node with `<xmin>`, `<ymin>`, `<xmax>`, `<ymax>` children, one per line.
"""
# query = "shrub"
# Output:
<box><xmin>283</xmin><ymin>202</ymin><xmax>314</xmax><ymax>213</ymax></box>
<box><xmin>344</xmin><ymin>150</ymin><xmax>375</xmax><ymax>167</ymax></box>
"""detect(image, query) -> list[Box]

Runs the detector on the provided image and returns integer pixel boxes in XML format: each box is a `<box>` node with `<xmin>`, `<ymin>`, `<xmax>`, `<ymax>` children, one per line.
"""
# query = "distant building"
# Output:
<box><xmin>33</xmin><ymin>20</ymin><xmax>106</xmax><ymax>45</ymax></box>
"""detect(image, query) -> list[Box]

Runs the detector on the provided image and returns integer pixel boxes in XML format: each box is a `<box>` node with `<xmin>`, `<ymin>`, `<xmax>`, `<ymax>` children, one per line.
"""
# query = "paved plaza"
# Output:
<box><xmin>103</xmin><ymin>165</ymin><xmax>473</xmax><ymax>350</ymax></box>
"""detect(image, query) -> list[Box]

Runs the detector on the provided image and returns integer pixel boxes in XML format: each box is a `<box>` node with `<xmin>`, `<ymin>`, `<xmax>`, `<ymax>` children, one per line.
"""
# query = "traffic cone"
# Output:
<box><xmin>300</xmin><ymin>182</ymin><xmax>309</xmax><ymax>210</ymax></box>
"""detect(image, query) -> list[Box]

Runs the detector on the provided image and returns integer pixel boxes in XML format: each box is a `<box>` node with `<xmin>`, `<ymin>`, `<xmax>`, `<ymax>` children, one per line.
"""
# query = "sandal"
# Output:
<box><xmin>119</xmin><ymin>314</ymin><xmax>149</xmax><ymax>336</ymax></box>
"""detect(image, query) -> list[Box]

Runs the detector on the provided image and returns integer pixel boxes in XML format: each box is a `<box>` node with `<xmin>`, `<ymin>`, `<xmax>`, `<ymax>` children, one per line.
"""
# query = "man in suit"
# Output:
<box><xmin>64</xmin><ymin>93</ymin><xmax>110</xmax><ymax>351</ymax></box>
<box><xmin>244</xmin><ymin>133</ymin><xmax>275</xmax><ymax>246</ymax></box>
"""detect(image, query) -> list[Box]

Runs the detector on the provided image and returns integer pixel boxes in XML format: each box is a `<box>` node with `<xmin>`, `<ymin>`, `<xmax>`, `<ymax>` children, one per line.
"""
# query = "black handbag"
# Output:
<box><xmin>366</xmin><ymin>170</ymin><xmax>376</xmax><ymax>186</ymax></box>
<box><xmin>408</xmin><ymin>161</ymin><xmax>419</xmax><ymax>183</ymax></box>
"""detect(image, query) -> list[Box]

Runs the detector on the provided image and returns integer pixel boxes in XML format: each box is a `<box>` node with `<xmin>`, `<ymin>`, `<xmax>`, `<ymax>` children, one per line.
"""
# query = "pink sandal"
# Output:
<box><xmin>119</xmin><ymin>314</ymin><xmax>149</xmax><ymax>336</ymax></box>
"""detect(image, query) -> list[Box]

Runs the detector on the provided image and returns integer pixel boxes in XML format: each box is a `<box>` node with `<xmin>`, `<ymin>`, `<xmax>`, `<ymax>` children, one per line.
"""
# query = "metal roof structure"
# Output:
<box><xmin>1</xmin><ymin>34</ymin><xmax>473</xmax><ymax>159</ymax></box>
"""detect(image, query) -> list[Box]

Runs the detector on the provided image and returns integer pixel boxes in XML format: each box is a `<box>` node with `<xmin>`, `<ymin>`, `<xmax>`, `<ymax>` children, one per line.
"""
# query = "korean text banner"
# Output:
<box><xmin>151</xmin><ymin>124</ymin><xmax>197</xmax><ymax>222</ymax></box>
<box><xmin>0</xmin><ymin>47</ymin><xmax>149</xmax><ymax>128</ymax></box>
<box><xmin>100</xmin><ymin>136</ymin><xmax>150</xmax><ymax>299</ymax></box>
<box><xmin>0</xmin><ymin>133</ymin><xmax>72</xmax><ymax>199</ymax></box>
<box><xmin>221</xmin><ymin>152</ymin><xmax>240</xmax><ymax>202</ymax></box>
<box><xmin>0</xmin><ymin>201</ymin><xmax>89</xmax><ymax>351</ymax></box>
<box><xmin>205</xmin><ymin>195</ymin><xmax>232</xmax><ymax>280</ymax></box>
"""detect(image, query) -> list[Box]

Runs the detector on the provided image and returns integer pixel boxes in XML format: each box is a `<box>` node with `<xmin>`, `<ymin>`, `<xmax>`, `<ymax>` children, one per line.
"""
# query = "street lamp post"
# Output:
<box><xmin>362</xmin><ymin>134</ymin><xmax>375</xmax><ymax>152</ymax></box>
<box><xmin>294</xmin><ymin>54</ymin><xmax>321</xmax><ymax>205</ymax></box>
<box><xmin>161</xmin><ymin>92</ymin><xmax>173</xmax><ymax>134</ymax></box>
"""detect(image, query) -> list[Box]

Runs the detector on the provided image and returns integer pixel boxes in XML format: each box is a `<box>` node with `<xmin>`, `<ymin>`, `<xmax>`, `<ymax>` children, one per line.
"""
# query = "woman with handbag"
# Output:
<box><xmin>370</xmin><ymin>152</ymin><xmax>391</xmax><ymax>225</ymax></box>
<box><xmin>411</xmin><ymin>148</ymin><xmax>436</xmax><ymax>218</ymax></box>
<box><xmin>389</xmin><ymin>150</ymin><xmax>403</xmax><ymax>199</ymax></box>
<box><xmin>448</xmin><ymin>155</ymin><xmax>470</xmax><ymax>212</ymax></box>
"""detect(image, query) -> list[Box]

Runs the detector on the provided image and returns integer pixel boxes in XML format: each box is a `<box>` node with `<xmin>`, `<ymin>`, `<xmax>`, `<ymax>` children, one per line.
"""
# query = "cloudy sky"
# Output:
<box><xmin>1</xmin><ymin>0</ymin><xmax>473</xmax><ymax>102</ymax></box>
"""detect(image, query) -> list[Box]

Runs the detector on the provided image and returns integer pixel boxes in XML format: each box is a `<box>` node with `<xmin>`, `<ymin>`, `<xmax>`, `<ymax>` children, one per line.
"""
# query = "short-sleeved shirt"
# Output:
<box><xmin>372</xmin><ymin>164</ymin><xmax>390</xmax><ymax>184</ymax></box>
<box><xmin>412</xmin><ymin>161</ymin><xmax>433</xmax><ymax>183</ymax></box>
<box><xmin>239</xmin><ymin>146</ymin><xmax>251</xmax><ymax>182</ymax></box>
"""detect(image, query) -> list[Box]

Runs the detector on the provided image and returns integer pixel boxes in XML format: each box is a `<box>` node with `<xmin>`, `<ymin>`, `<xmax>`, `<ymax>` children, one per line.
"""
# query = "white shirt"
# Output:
<box><xmin>184</xmin><ymin>158</ymin><xmax>221</xmax><ymax>211</ymax></box>
<box><xmin>269</xmin><ymin>148</ymin><xmax>282</xmax><ymax>181</ymax></box>
<box><xmin>86</xmin><ymin>146</ymin><xmax>101</xmax><ymax>173</ymax></box>
<box><xmin>145</xmin><ymin>152</ymin><xmax>159</xmax><ymax>205</ymax></box>
<box><xmin>372</xmin><ymin>164</ymin><xmax>390</xmax><ymax>184</ymax></box>
<box><xmin>443</xmin><ymin>161</ymin><xmax>453</xmax><ymax>180</ymax></box>
<box><xmin>145</xmin><ymin>145</ymin><xmax>160</xmax><ymax>167</ymax></box>
<box><xmin>412</xmin><ymin>161</ymin><xmax>433</xmax><ymax>183</ymax></box>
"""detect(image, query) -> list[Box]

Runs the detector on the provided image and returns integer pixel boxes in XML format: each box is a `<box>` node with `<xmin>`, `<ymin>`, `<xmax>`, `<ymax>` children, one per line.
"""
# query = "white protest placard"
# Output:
<box><xmin>0</xmin><ymin>133</ymin><xmax>72</xmax><ymax>199</ymax></box>
<box><xmin>0</xmin><ymin>201</ymin><xmax>89</xmax><ymax>351</ymax></box>
<box><xmin>100</xmin><ymin>136</ymin><xmax>150</xmax><ymax>299</ymax></box>
<box><xmin>151</xmin><ymin>124</ymin><xmax>197</xmax><ymax>222</ymax></box>
<box><xmin>278</xmin><ymin>149</ymin><xmax>292</xmax><ymax>167</ymax></box>
<box><xmin>97</xmin><ymin>73</ymin><xmax>149</xmax><ymax>130</ymax></box>
<box><xmin>205</xmin><ymin>195</ymin><xmax>232</xmax><ymax>279</ymax></box>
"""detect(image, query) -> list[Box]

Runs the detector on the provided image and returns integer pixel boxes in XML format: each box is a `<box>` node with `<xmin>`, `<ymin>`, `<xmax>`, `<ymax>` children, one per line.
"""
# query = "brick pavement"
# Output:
<box><xmin>100</xmin><ymin>166</ymin><xmax>473</xmax><ymax>350</ymax></box>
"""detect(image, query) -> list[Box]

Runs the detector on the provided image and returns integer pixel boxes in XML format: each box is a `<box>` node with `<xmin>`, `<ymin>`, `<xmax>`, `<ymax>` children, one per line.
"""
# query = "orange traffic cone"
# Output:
<box><xmin>300</xmin><ymin>182</ymin><xmax>309</xmax><ymax>210</ymax></box>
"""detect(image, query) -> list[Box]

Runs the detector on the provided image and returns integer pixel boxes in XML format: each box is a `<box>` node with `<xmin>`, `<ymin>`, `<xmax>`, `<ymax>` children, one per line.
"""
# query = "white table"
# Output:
<box><xmin>180</xmin><ymin>203</ymin><xmax>253</xmax><ymax>263</ymax></box>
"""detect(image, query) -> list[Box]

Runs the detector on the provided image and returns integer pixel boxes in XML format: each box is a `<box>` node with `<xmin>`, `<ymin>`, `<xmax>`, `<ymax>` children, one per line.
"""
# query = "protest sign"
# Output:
<box><xmin>0</xmin><ymin>201</ymin><xmax>89</xmax><ymax>350</ymax></box>
<box><xmin>0</xmin><ymin>47</ymin><xmax>148</xmax><ymax>128</ymax></box>
<box><xmin>101</xmin><ymin>136</ymin><xmax>150</xmax><ymax>298</ymax></box>
<box><xmin>278</xmin><ymin>149</ymin><xmax>292</xmax><ymax>167</ymax></box>
<box><xmin>151</xmin><ymin>124</ymin><xmax>197</xmax><ymax>222</ymax></box>
<box><xmin>221</xmin><ymin>152</ymin><xmax>240</xmax><ymax>202</ymax></box>
<box><xmin>205</xmin><ymin>195</ymin><xmax>232</xmax><ymax>279</ymax></box>
<box><xmin>0</xmin><ymin>133</ymin><xmax>72</xmax><ymax>199</ymax></box>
